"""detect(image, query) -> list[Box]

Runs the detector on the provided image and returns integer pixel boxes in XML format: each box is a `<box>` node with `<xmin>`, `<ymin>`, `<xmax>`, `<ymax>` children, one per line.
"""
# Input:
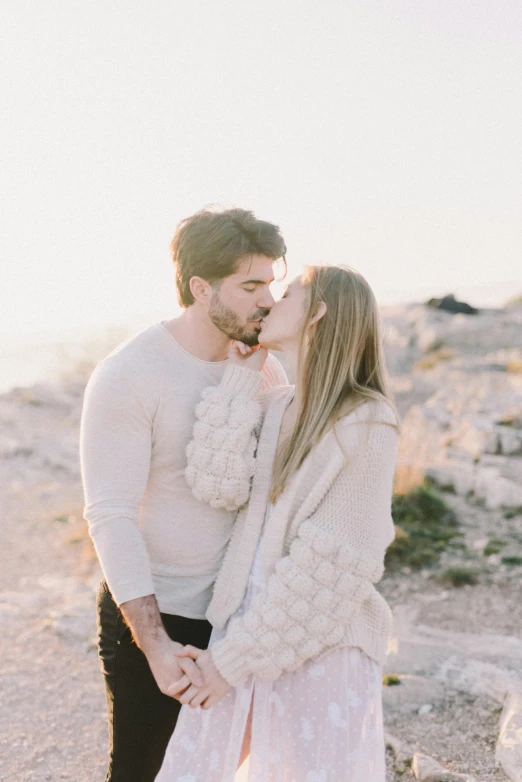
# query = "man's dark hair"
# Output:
<box><xmin>171</xmin><ymin>206</ymin><xmax>287</xmax><ymax>307</ymax></box>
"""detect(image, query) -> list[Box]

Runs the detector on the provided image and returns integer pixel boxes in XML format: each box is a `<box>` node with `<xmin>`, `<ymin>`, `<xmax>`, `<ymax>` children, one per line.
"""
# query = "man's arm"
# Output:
<box><xmin>80</xmin><ymin>358</ymin><xmax>201</xmax><ymax>694</ymax></box>
<box><xmin>120</xmin><ymin>595</ymin><xmax>203</xmax><ymax>692</ymax></box>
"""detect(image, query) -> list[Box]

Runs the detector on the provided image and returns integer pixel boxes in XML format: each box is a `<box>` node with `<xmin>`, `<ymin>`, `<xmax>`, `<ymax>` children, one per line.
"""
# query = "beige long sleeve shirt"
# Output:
<box><xmin>80</xmin><ymin>323</ymin><xmax>287</xmax><ymax>618</ymax></box>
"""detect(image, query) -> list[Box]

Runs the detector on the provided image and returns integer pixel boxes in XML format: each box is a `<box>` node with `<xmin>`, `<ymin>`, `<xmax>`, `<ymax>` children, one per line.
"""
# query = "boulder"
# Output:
<box><xmin>496</xmin><ymin>689</ymin><xmax>522</xmax><ymax>782</ymax></box>
<box><xmin>426</xmin><ymin>294</ymin><xmax>479</xmax><ymax>316</ymax></box>
<box><xmin>412</xmin><ymin>752</ymin><xmax>476</xmax><ymax>781</ymax></box>
<box><xmin>398</xmin><ymin>369</ymin><xmax>522</xmax><ymax>507</ymax></box>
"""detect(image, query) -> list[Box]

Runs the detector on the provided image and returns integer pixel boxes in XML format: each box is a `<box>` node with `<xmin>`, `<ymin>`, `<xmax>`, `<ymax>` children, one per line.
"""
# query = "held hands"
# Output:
<box><xmin>168</xmin><ymin>646</ymin><xmax>230</xmax><ymax>709</ymax></box>
<box><xmin>145</xmin><ymin>637</ymin><xmax>205</xmax><ymax>698</ymax></box>
<box><xmin>228</xmin><ymin>340</ymin><xmax>268</xmax><ymax>373</ymax></box>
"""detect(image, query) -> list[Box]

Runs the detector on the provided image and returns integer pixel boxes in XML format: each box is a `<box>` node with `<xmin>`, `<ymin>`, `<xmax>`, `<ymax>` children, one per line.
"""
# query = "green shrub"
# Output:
<box><xmin>504</xmin><ymin>507</ymin><xmax>522</xmax><ymax>520</ymax></box>
<box><xmin>383</xmin><ymin>674</ymin><xmax>401</xmax><ymax>686</ymax></box>
<box><xmin>483</xmin><ymin>538</ymin><xmax>507</xmax><ymax>556</ymax></box>
<box><xmin>501</xmin><ymin>556</ymin><xmax>522</xmax><ymax>566</ymax></box>
<box><xmin>437</xmin><ymin>566</ymin><xmax>479</xmax><ymax>587</ymax></box>
<box><xmin>385</xmin><ymin>483</ymin><xmax>463</xmax><ymax>570</ymax></box>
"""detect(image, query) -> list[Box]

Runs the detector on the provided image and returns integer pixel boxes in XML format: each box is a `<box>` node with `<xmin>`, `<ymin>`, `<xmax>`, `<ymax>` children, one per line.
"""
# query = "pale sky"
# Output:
<box><xmin>2</xmin><ymin>0</ymin><xmax>522</xmax><ymax>347</ymax></box>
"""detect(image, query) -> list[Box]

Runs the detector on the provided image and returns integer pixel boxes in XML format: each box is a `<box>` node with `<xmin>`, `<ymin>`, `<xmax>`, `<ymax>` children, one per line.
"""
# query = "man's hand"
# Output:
<box><xmin>228</xmin><ymin>341</ymin><xmax>268</xmax><ymax>372</ymax></box>
<box><xmin>169</xmin><ymin>646</ymin><xmax>230</xmax><ymax>709</ymax></box>
<box><xmin>146</xmin><ymin>637</ymin><xmax>205</xmax><ymax>698</ymax></box>
<box><xmin>119</xmin><ymin>594</ymin><xmax>203</xmax><ymax>699</ymax></box>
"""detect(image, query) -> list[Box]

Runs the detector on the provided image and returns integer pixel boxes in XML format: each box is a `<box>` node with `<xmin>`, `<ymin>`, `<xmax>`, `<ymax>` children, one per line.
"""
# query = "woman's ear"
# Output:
<box><xmin>309</xmin><ymin>301</ymin><xmax>327</xmax><ymax>326</ymax></box>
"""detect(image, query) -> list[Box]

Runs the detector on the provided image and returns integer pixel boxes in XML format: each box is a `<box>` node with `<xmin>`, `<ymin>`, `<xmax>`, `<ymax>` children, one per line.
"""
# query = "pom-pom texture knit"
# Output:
<box><xmin>185</xmin><ymin>365</ymin><xmax>264</xmax><ymax>511</ymax></box>
<box><xmin>186</xmin><ymin>365</ymin><xmax>399</xmax><ymax>686</ymax></box>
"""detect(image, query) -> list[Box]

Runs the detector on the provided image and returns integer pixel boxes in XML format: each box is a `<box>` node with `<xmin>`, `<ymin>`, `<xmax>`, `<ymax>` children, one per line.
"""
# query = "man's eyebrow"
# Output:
<box><xmin>241</xmin><ymin>278</ymin><xmax>275</xmax><ymax>285</ymax></box>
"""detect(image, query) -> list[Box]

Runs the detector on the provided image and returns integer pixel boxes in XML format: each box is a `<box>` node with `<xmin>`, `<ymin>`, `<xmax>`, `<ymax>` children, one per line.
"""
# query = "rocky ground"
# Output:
<box><xmin>1</xmin><ymin>301</ymin><xmax>521</xmax><ymax>781</ymax></box>
<box><xmin>381</xmin><ymin>494</ymin><xmax>522</xmax><ymax>781</ymax></box>
<box><xmin>380</xmin><ymin>301</ymin><xmax>522</xmax><ymax>781</ymax></box>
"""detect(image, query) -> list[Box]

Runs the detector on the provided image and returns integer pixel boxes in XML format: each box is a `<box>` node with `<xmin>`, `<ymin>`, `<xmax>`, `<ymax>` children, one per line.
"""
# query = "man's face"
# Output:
<box><xmin>208</xmin><ymin>254</ymin><xmax>277</xmax><ymax>346</ymax></box>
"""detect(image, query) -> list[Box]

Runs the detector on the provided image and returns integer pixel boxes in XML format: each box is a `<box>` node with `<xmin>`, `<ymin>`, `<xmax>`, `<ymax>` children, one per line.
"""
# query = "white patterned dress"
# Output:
<box><xmin>156</xmin><ymin>506</ymin><xmax>386</xmax><ymax>782</ymax></box>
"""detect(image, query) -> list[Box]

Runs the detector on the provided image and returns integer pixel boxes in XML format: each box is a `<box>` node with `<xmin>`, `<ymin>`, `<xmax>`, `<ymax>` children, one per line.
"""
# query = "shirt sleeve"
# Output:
<box><xmin>80</xmin><ymin>358</ymin><xmax>156</xmax><ymax>605</ymax></box>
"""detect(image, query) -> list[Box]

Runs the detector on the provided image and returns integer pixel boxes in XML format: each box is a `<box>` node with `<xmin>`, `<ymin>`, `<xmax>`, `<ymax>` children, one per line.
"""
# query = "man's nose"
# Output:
<box><xmin>258</xmin><ymin>288</ymin><xmax>275</xmax><ymax>310</ymax></box>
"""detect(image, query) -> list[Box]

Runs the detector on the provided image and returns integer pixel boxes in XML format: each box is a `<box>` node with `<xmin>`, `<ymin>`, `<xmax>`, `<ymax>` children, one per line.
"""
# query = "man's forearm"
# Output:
<box><xmin>119</xmin><ymin>594</ymin><xmax>204</xmax><ymax>693</ymax></box>
<box><xmin>119</xmin><ymin>594</ymin><xmax>169</xmax><ymax>654</ymax></box>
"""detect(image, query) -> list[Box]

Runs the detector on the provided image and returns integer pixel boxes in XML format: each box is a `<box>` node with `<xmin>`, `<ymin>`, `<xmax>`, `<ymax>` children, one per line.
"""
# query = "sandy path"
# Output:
<box><xmin>1</xmin><ymin>387</ymin><xmax>107</xmax><ymax>782</ymax></box>
<box><xmin>1</xmin><ymin>382</ymin><xmax>518</xmax><ymax>781</ymax></box>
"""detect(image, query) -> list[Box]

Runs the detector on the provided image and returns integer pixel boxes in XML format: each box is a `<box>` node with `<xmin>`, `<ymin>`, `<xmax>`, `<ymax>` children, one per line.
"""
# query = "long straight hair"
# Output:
<box><xmin>269</xmin><ymin>265</ymin><xmax>398</xmax><ymax>503</ymax></box>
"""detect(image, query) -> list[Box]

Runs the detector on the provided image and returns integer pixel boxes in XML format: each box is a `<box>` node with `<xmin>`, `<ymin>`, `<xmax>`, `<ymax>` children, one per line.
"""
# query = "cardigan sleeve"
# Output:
<box><xmin>184</xmin><ymin>364</ymin><xmax>265</xmax><ymax>511</ymax></box>
<box><xmin>209</xmin><ymin>416</ymin><xmax>399</xmax><ymax>686</ymax></box>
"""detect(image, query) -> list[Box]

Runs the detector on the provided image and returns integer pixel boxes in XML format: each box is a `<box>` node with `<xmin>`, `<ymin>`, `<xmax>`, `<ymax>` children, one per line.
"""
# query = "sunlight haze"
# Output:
<box><xmin>1</xmin><ymin>0</ymin><xmax>521</xmax><ymax>387</ymax></box>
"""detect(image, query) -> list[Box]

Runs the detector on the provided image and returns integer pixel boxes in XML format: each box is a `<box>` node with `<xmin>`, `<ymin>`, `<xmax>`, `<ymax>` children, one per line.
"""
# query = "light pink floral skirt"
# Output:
<box><xmin>157</xmin><ymin>512</ymin><xmax>386</xmax><ymax>782</ymax></box>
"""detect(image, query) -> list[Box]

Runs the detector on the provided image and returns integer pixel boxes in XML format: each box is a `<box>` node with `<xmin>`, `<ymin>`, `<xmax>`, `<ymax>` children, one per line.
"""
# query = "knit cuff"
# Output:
<box><xmin>210</xmin><ymin>634</ymin><xmax>252</xmax><ymax>688</ymax></box>
<box><xmin>219</xmin><ymin>364</ymin><xmax>264</xmax><ymax>398</ymax></box>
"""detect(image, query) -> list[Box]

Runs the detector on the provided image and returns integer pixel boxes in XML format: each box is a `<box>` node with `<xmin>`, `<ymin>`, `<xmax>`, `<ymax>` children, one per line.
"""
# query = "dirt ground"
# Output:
<box><xmin>1</xmin><ymin>385</ymin><xmax>518</xmax><ymax>781</ymax></box>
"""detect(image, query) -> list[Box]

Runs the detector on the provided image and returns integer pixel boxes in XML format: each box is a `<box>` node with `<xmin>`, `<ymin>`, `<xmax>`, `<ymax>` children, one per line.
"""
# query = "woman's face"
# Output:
<box><xmin>258</xmin><ymin>275</ymin><xmax>309</xmax><ymax>352</ymax></box>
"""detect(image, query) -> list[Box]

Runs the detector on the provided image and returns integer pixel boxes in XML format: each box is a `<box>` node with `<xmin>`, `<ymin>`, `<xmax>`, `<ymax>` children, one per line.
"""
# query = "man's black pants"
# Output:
<box><xmin>96</xmin><ymin>581</ymin><xmax>212</xmax><ymax>782</ymax></box>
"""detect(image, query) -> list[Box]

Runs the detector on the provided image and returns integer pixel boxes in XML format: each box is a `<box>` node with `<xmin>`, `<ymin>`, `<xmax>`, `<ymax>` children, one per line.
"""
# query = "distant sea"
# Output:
<box><xmin>0</xmin><ymin>319</ymin><xmax>156</xmax><ymax>395</ymax></box>
<box><xmin>0</xmin><ymin>281</ymin><xmax>519</xmax><ymax>394</ymax></box>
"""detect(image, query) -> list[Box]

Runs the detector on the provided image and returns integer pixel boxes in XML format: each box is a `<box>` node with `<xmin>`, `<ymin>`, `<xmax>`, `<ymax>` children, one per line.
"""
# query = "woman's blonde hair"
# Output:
<box><xmin>269</xmin><ymin>264</ymin><xmax>397</xmax><ymax>502</ymax></box>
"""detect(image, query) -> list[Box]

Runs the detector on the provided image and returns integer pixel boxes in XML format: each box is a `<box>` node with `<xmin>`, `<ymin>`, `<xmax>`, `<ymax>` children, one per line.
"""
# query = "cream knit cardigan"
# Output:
<box><xmin>185</xmin><ymin>365</ymin><xmax>399</xmax><ymax>687</ymax></box>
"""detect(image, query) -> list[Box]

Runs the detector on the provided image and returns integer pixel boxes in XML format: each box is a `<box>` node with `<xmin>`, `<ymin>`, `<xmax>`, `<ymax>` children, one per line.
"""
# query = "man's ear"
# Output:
<box><xmin>309</xmin><ymin>301</ymin><xmax>327</xmax><ymax>326</ymax></box>
<box><xmin>189</xmin><ymin>276</ymin><xmax>213</xmax><ymax>305</ymax></box>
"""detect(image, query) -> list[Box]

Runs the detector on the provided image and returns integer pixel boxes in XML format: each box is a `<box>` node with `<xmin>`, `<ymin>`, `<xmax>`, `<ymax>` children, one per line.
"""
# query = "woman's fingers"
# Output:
<box><xmin>177</xmin><ymin>684</ymin><xmax>201</xmax><ymax>705</ymax></box>
<box><xmin>188</xmin><ymin>687</ymin><xmax>212</xmax><ymax>709</ymax></box>
<box><xmin>177</xmin><ymin>654</ymin><xmax>204</xmax><ymax>686</ymax></box>
<box><xmin>231</xmin><ymin>341</ymin><xmax>255</xmax><ymax>358</ymax></box>
<box><xmin>167</xmin><ymin>674</ymin><xmax>191</xmax><ymax>697</ymax></box>
<box><xmin>176</xmin><ymin>645</ymin><xmax>205</xmax><ymax>687</ymax></box>
<box><xmin>201</xmin><ymin>697</ymin><xmax>215</xmax><ymax>710</ymax></box>
<box><xmin>177</xmin><ymin>644</ymin><xmax>201</xmax><ymax>659</ymax></box>
<box><xmin>201</xmin><ymin>692</ymin><xmax>223</xmax><ymax>710</ymax></box>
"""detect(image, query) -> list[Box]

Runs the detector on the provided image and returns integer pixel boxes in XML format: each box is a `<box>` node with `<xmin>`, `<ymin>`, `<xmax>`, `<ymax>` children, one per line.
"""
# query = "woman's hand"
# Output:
<box><xmin>228</xmin><ymin>340</ymin><xmax>268</xmax><ymax>373</ymax></box>
<box><xmin>169</xmin><ymin>646</ymin><xmax>231</xmax><ymax>709</ymax></box>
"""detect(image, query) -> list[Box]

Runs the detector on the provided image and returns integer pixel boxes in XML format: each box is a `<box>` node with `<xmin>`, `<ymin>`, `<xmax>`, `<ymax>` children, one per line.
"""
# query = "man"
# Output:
<box><xmin>80</xmin><ymin>207</ymin><xmax>288</xmax><ymax>781</ymax></box>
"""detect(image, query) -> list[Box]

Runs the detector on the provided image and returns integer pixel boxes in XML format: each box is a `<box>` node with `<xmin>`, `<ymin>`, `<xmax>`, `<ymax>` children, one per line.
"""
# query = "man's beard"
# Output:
<box><xmin>208</xmin><ymin>291</ymin><xmax>269</xmax><ymax>347</ymax></box>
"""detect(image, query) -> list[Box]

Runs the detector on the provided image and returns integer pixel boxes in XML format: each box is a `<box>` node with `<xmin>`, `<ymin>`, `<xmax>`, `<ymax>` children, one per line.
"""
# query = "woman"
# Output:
<box><xmin>156</xmin><ymin>265</ymin><xmax>399</xmax><ymax>782</ymax></box>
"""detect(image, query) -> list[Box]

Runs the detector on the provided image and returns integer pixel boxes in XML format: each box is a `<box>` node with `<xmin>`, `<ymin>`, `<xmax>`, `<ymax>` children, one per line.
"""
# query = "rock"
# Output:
<box><xmin>473</xmin><ymin>461</ymin><xmax>522</xmax><ymax>509</ymax></box>
<box><xmin>418</xmin><ymin>326</ymin><xmax>441</xmax><ymax>352</ymax></box>
<box><xmin>49</xmin><ymin>610</ymin><xmax>96</xmax><ymax>642</ymax></box>
<box><xmin>496</xmin><ymin>689</ymin><xmax>522</xmax><ymax>782</ymax></box>
<box><xmin>426</xmin><ymin>294</ymin><xmax>479</xmax><ymax>316</ymax></box>
<box><xmin>0</xmin><ymin>590</ymin><xmax>46</xmax><ymax>619</ymax></box>
<box><xmin>412</xmin><ymin>752</ymin><xmax>476</xmax><ymax>781</ymax></box>
<box><xmin>416</xmin><ymin>590</ymin><xmax>450</xmax><ymax>603</ymax></box>
<box><xmin>499</xmin><ymin>428</ymin><xmax>522</xmax><ymax>455</ymax></box>
<box><xmin>385</xmin><ymin>604</ymin><xmax>522</xmax><ymax>779</ymax></box>
<box><xmin>382</xmin><ymin>674</ymin><xmax>445</xmax><ymax>710</ymax></box>
<box><xmin>38</xmin><ymin>575</ymin><xmax>97</xmax><ymax>642</ymax></box>
<box><xmin>385</xmin><ymin>731</ymin><xmax>414</xmax><ymax>764</ymax></box>
<box><xmin>387</xmin><ymin>621</ymin><xmax>522</xmax><ymax>678</ymax></box>
<box><xmin>385</xmin><ymin>731</ymin><xmax>403</xmax><ymax>757</ymax></box>
<box><xmin>399</xmin><ymin>368</ymin><xmax>522</xmax><ymax>507</ymax></box>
